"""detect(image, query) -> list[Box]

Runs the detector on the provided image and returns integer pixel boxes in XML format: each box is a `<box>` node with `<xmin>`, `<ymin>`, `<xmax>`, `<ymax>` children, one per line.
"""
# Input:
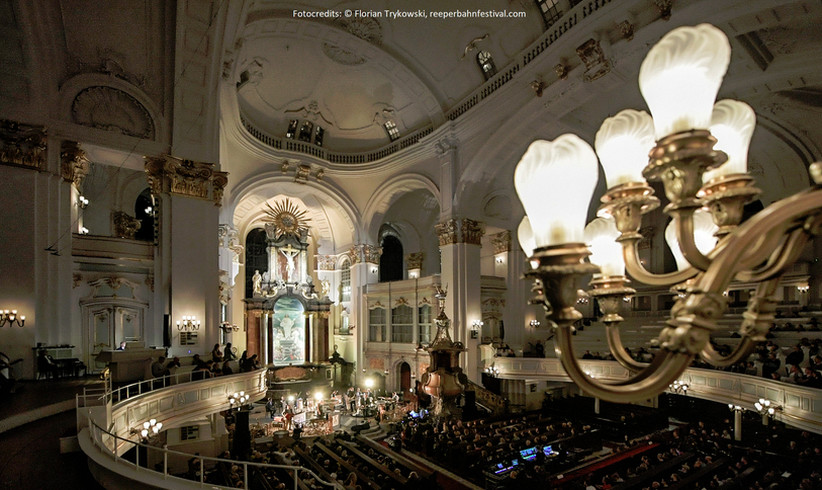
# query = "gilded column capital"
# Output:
<box><xmin>491</xmin><ymin>230</ymin><xmax>512</xmax><ymax>254</ymax></box>
<box><xmin>406</xmin><ymin>252</ymin><xmax>424</xmax><ymax>270</ymax></box>
<box><xmin>435</xmin><ymin>218</ymin><xmax>485</xmax><ymax>246</ymax></box>
<box><xmin>144</xmin><ymin>154</ymin><xmax>229</xmax><ymax>205</ymax></box>
<box><xmin>60</xmin><ymin>141</ymin><xmax>89</xmax><ymax>187</ymax></box>
<box><xmin>316</xmin><ymin>255</ymin><xmax>337</xmax><ymax>271</ymax></box>
<box><xmin>0</xmin><ymin>119</ymin><xmax>46</xmax><ymax>170</ymax></box>
<box><xmin>347</xmin><ymin>244</ymin><xmax>382</xmax><ymax>264</ymax></box>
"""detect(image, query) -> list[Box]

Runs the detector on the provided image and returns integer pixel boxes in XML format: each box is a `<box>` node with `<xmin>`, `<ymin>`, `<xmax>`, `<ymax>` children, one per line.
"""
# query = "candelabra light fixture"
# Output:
<box><xmin>79</xmin><ymin>226</ymin><xmax>89</xmax><ymax>235</ymax></box>
<box><xmin>754</xmin><ymin>398</ymin><xmax>781</xmax><ymax>416</ymax></box>
<box><xmin>228</xmin><ymin>391</ymin><xmax>249</xmax><ymax>409</ymax></box>
<box><xmin>668</xmin><ymin>380</ymin><xmax>689</xmax><ymax>395</ymax></box>
<box><xmin>484</xmin><ymin>364</ymin><xmax>500</xmax><ymax>377</ymax></box>
<box><xmin>219</xmin><ymin>321</ymin><xmax>239</xmax><ymax>332</ymax></box>
<box><xmin>177</xmin><ymin>315</ymin><xmax>200</xmax><ymax>331</ymax></box>
<box><xmin>132</xmin><ymin>419</ymin><xmax>163</xmax><ymax>441</ymax></box>
<box><xmin>514</xmin><ymin>23</ymin><xmax>822</xmax><ymax>403</ymax></box>
<box><xmin>77</xmin><ymin>195</ymin><xmax>89</xmax><ymax>209</ymax></box>
<box><xmin>728</xmin><ymin>403</ymin><xmax>744</xmax><ymax>412</ymax></box>
<box><xmin>529</xmin><ymin>320</ymin><xmax>541</xmax><ymax>328</ymax></box>
<box><xmin>0</xmin><ymin>309</ymin><xmax>25</xmax><ymax>328</ymax></box>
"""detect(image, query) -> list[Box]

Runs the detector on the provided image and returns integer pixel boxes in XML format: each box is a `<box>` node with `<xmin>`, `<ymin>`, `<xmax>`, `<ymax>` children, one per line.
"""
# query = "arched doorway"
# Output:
<box><xmin>399</xmin><ymin>362</ymin><xmax>411</xmax><ymax>394</ymax></box>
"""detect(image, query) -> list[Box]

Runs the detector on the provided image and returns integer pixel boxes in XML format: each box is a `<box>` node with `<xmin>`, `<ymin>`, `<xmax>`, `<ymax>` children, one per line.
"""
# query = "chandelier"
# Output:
<box><xmin>515</xmin><ymin>23</ymin><xmax>822</xmax><ymax>403</ymax></box>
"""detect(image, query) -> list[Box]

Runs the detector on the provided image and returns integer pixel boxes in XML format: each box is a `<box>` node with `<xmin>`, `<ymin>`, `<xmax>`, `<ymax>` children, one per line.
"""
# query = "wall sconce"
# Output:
<box><xmin>411</xmin><ymin>371</ymin><xmax>416</xmax><ymax>379</ymax></box>
<box><xmin>797</xmin><ymin>284</ymin><xmax>810</xmax><ymax>293</ymax></box>
<box><xmin>79</xmin><ymin>226</ymin><xmax>89</xmax><ymax>235</ymax></box>
<box><xmin>131</xmin><ymin>418</ymin><xmax>163</xmax><ymax>441</ymax></box>
<box><xmin>77</xmin><ymin>195</ymin><xmax>89</xmax><ymax>209</ymax></box>
<box><xmin>0</xmin><ymin>310</ymin><xmax>25</xmax><ymax>327</ymax></box>
<box><xmin>219</xmin><ymin>321</ymin><xmax>239</xmax><ymax>332</ymax></box>
<box><xmin>177</xmin><ymin>315</ymin><xmax>200</xmax><ymax>331</ymax></box>
<box><xmin>529</xmin><ymin>320</ymin><xmax>541</xmax><ymax>328</ymax></box>
<box><xmin>383</xmin><ymin>369</ymin><xmax>389</xmax><ymax>376</ymax></box>
<box><xmin>495</xmin><ymin>256</ymin><xmax>505</xmax><ymax>264</ymax></box>
<box><xmin>370</xmin><ymin>266</ymin><xmax>379</xmax><ymax>274</ymax></box>
<box><xmin>471</xmin><ymin>320</ymin><xmax>483</xmax><ymax>339</ymax></box>
<box><xmin>484</xmin><ymin>365</ymin><xmax>500</xmax><ymax>377</ymax></box>
<box><xmin>144</xmin><ymin>205</ymin><xmax>157</xmax><ymax>217</ymax></box>
<box><xmin>727</xmin><ymin>403</ymin><xmax>744</xmax><ymax>412</ymax></box>
<box><xmin>229</xmin><ymin>391</ymin><xmax>249</xmax><ymax>410</ymax></box>
<box><xmin>668</xmin><ymin>380</ymin><xmax>689</xmax><ymax>394</ymax></box>
<box><xmin>408</xmin><ymin>271</ymin><xmax>419</xmax><ymax>279</ymax></box>
<box><xmin>754</xmin><ymin>398</ymin><xmax>781</xmax><ymax>416</ymax></box>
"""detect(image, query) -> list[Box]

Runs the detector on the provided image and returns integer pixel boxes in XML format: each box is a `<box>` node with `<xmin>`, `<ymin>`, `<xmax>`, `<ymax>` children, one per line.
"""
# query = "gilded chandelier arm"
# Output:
<box><xmin>605</xmin><ymin>325</ymin><xmax>648</xmax><ymax>372</ymax></box>
<box><xmin>620</xmin><ymin>236</ymin><xmax>699</xmax><ymax>286</ymax></box>
<box><xmin>700</xmin><ymin>339</ymin><xmax>755</xmax><ymax>368</ymax></box>
<box><xmin>672</xmin><ymin>209</ymin><xmax>713</xmax><ymax>271</ymax></box>
<box><xmin>736</xmin><ymin>228</ymin><xmax>809</xmax><ymax>283</ymax></box>
<box><xmin>554</xmin><ymin>325</ymin><xmax>693</xmax><ymax>403</ymax></box>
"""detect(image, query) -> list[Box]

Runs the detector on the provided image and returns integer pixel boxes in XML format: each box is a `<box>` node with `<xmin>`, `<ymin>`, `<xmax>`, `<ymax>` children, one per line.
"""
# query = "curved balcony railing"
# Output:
<box><xmin>491</xmin><ymin>357</ymin><xmax>822</xmax><ymax>434</ymax></box>
<box><xmin>77</xmin><ymin>368</ymin><xmax>342</xmax><ymax>489</ymax></box>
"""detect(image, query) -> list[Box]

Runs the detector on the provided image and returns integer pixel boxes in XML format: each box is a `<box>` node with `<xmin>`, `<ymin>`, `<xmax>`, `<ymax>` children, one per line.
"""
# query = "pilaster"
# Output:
<box><xmin>435</xmin><ymin>218</ymin><xmax>484</xmax><ymax>382</ymax></box>
<box><xmin>348</xmin><ymin>243</ymin><xmax>381</xmax><ymax>384</ymax></box>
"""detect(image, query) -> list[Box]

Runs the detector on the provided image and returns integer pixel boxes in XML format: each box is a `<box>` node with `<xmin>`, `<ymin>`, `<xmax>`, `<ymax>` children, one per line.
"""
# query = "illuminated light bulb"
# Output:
<box><xmin>639</xmin><ymin>24</ymin><xmax>731</xmax><ymax>139</ymax></box>
<box><xmin>595</xmin><ymin>109</ymin><xmax>655</xmax><ymax>188</ymax></box>
<box><xmin>584</xmin><ymin>217</ymin><xmax>624</xmax><ymax>277</ymax></box>
<box><xmin>514</xmin><ymin>135</ymin><xmax>599</xmax><ymax>248</ymax></box>
<box><xmin>703</xmin><ymin>99</ymin><xmax>756</xmax><ymax>182</ymax></box>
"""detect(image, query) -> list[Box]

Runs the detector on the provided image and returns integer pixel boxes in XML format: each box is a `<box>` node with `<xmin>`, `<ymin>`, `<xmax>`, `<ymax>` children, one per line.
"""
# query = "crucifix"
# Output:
<box><xmin>280</xmin><ymin>244</ymin><xmax>300</xmax><ymax>283</ymax></box>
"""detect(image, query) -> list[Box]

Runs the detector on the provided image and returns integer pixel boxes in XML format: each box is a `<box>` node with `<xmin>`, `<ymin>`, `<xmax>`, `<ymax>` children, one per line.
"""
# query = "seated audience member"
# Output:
<box><xmin>224</xmin><ymin>342</ymin><xmax>237</xmax><ymax>361</ymax></box>
<box><xmin>222</xmin><ymin>360</ymin><xmax>234</xmax><ymax>376</ymax></box>
<box><xmin>116</xmin><ymin>341</ymin><xmax>127</xmax><ymax>350</ymax></box>
<box><xmin>151</xmin><ymin>356</ymin><xmax>169</xmax><ymax>378</ymax></box>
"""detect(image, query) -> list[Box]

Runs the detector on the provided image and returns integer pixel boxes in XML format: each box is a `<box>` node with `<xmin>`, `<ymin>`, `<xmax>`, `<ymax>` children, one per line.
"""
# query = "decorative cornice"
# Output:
<box><xmin>435</xmin><ymin>218</ymin><xmax>485</xmax><ymax>246</ymax></box>
<box><xmin>406</xmin><ymin>252</ymin><xmax>424</xmax><ymax>270</ymax></box>
<box><xmin>60</xmin><ymin>141</ymin><xmax>89</xmax><ymax>186</ymax></box>
<box><xmin>144</xmin><ymin>154</ymin><xmax>228</xmax><ymax>205</ymax></box>
<box><xmin>491</xmin><ymin>231</ymin><xmax>512</xmax><ymax>254</ymax></box>
<box><xmin>0</xmin><ymin>119</ymin><xmax>46</xmax><ymax>170</ymax></box>
<box><xmin>576</xmin><ymin>38</ymin><xmax>611</xmax><ymax>82</ymax></box>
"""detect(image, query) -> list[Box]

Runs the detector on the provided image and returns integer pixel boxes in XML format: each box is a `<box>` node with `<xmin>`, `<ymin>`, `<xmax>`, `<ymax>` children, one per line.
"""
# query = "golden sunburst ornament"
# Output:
<box><xmin>264</xmin><ymin>198</ymin><xmax>311</xmax><ymax>238</ymax></box>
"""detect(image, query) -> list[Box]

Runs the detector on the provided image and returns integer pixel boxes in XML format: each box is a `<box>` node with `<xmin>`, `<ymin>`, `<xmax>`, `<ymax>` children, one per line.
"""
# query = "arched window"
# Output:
<box><xmin>477</xmin><ymin>50</ymin><xmax>497</xmax><ymax>80</ymax></box>
<box><xmin>134</xmin><ymin>188</ymin><xmax>155</xmax><ymax>242</ymax></box>
<box><xmin>379</xmin><ymin>235</ymin><xmax>403</xmax><ymax>282</ymax></box>
<box><xmin>245</xmin><ymin>228</ymin><xmax>268</xmax><ymax>298</ymax></box>
<box><xmin>340</xmin><ymin>259</ymin><xmax>351</xmax><ymax>302</ymax></box>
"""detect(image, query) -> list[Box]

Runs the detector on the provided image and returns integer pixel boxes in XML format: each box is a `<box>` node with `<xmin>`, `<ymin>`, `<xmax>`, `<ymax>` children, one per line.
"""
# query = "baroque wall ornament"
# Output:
<box><xmin>321</xmin><ymin>43</ymin><xmax>366</xmax><ymax>66</ymax></box>
<box><xmin>576</xmin><ymin>39</ymin><xmax>611</xmax><ymax>82</ymax></box>
<box><xmin>112</xmin><ymin>211</ymin><xmax>141</xmax><ymax>239</ymax></box>
<box><xmin>348</xmin><ymin>244</ymin><xmax>382</xmax><ymax>264</ymax></box>
<box><xmin>435</xmin><ymin>218</ymin><xmax>485</xmax><ymax>246</ymax></box>
<box><xmin>0</xmin><ymin>119</ymin><xmax>46</xmax><ymax>169</ymax></box>
<box><xmin>406</xmin><ymin>252</ymin><xmax>424</xmax><ymax>270</ymax></box>
<box><xmin>144</xmin><ymin>155</ymin><xmax>228</xmax><ymax>205</ymax></box>
<box><xmin>491</xmin><ymin>231</ymin><xmax>512</xmax><ymax>254</ymax></box>
<box><xmin>60</xmin><ymin>141</ymin><xmax>89</xmax><ymax>186</ymax></box>
<box><xmin>71</xmin><ymin>86</ymin><xmax>155</xmax><ymax>139</ymax></box>
<box><xmin>316</xmin><ymin>255</ymin><xmax>337</xmax><ymax>271</ymax></box>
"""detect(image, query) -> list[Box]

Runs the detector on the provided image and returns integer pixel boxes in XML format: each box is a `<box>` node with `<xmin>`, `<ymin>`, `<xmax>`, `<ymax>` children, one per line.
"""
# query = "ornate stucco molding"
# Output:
<box><xmin>60</xmin><ymin>141</ymin><xmax>90</xmax><ymax>186</ymax></box>
<box><xmin>491</xmin><ymin>231</ymin><xmax>512</xmax><ymax>254</ymax></box>
<box><xmin>406</xmin><ymin>252</ymin><xmax>424</xmax><ymax>270</ymax></box>
<box><xmin>144</xmin><ymin>154</ymin><xmax>228</xmax><ymax>205</ymax></box>
<box><xmin>112</xmin><ymin>211</ymin><xmax>141</xmax><ymax>239</ymax></box>
<box><xmin>347</xmin><ymin>244</ymin><xmax>382</xmax><ymax>264</ymax></box>
<box><xmin>316</xmin><ymin>255</ymin><xmax>337</xmax><ymax>271</ymax></box>
<box><xmin>576</xmin><ymin>38</ymin><xmax>611</xmax><ymax>82</ymax></box>
<box><xmin>435</xmin><ymin>218</ymin><xmax>485</xmax><ymax>246</ymax></box>
<box><xmin>0</xmin><ymin>119</ymin><xmax>46</xmax><ymax>170</ymax></box>
<box><xmin>218</xmin><ymin>224</ymin><xmax>244</xmax><ymax>257</ymax></box>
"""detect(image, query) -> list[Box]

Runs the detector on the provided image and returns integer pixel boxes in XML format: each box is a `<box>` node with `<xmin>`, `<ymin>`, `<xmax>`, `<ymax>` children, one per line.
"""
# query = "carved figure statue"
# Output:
<box><xmin>252</xmin><ymin>270</ymin><xmax>262</xmax><ymax>296</ymax></box>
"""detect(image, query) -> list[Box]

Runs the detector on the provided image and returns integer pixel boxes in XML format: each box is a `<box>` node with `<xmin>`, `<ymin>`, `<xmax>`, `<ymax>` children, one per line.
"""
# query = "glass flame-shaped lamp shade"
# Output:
<box><xmin>702</xmin><ymin>99</ymin><xmax>756</xmax><ymax>182</ymax></box>
<box><xmin>518</xmin><ymin>216</ymin><xmax>537</xmax><ymax>258</ymax></box>
<box><xmin>665</xmin><ymin>209</ymin><xmax>718</xmax><ymax>270</ymax></box>
<box><xmin>584</xmin><ymin>217</ymin><xmax>624</xmax><ymax>277</ymax></box>
<box><xmin>595</xmin><ymin>109</ymin><xmax>655</xmax><ymax>188</ymax></box>
<box><xmin>514</xmin><ymin>135</ymin><xmax>599</xmax><ymax>247</ymax></box>
<box><xmin>639</xmin><ymin>24</ymin><xmax>731</xmax><ymax>139</ymax></box>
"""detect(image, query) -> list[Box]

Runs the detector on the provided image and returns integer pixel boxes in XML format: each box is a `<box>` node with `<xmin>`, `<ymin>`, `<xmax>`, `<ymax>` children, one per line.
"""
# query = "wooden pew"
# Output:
<box><xmin>354</xmin><ymin>435</ymin><xmax>435</xmax><ymax>479</ymax></box>
<box><xmin>340</xmin><ymin>440</ymin><xmax>408</xmax><ymax>485</ymax></box>
<box><xmin>314</xmin><ymin>441</ymin><xmax>380</xmax><ymax>490</ymax></box>
<box><xmin>292</xmin><ymin>444</ymin><xmax>338</xmax><ymax>486</ymax></box>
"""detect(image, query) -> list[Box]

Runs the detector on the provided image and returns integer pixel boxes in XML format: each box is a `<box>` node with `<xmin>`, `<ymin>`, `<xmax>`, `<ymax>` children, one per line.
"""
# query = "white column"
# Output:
<box><xmin>261</xmin><ymin>311</ymin><xmax>269</xmax><ymax>365</ymax></box>
<box><xmin>734</xmin><ymin>410</ymin><xmax>742</xmax><ymax>441</ymax></box>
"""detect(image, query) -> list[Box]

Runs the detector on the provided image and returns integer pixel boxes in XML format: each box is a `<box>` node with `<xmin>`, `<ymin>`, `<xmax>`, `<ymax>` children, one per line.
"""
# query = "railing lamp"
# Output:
<box><xmin>0</xmin><ymin>310</ymin><xmax>25</xmax><ymax>328</ymax></box>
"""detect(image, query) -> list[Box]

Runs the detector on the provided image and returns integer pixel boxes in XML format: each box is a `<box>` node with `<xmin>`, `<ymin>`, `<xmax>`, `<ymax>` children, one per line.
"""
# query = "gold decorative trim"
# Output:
<box><xmin>406</xmin><ymin>252</ymin><xmax>424</xmax><ymax>270</ymax></box>
<box><xmin>144</xmin><ymin>154</ymin><xmax>229</xmax><ymax>205</ymax></box>
<box><xmin>112</xmin><ymin>211</ymin><xmax>141</xmax><ymax>239</ymax></box>
<box><xmin>435</xmin><ymin>218</ymin><xmax>485</xmax><ymax>246</ymax></box>
<box><xmin>577</xmin><ymin>39</ymin><xmax>611</xmax><ymax>82</ymax></box>
<box><xmin>491</xmin><ymin>231</ymin><xmax>511</xmax><ymax>254</ymax></box>
<box><xmin>60</xmin><ymin>141</ymin><xmax>89</xmax><ymax>186</ymax></box>
<box><xmin>316</xmin><ymin>255</ymin><xmax>337</xmax><ymax>271</ymax></box>
<box><xmin>348</xmin><ymin>244</ymin><xmax>382</xmax><ymax>264</ymax></box>
<box><xmin>0</xmin><ymin>119</ymin><xmax>46</xmax><ymax>170</ymax></box>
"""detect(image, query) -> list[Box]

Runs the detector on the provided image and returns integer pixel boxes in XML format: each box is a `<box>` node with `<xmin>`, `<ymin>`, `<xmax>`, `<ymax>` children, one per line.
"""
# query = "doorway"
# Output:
<box><xmin>399</xmin><ymin>362</ymin><xmax>411</xmax><ymax>394</ymax></box>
